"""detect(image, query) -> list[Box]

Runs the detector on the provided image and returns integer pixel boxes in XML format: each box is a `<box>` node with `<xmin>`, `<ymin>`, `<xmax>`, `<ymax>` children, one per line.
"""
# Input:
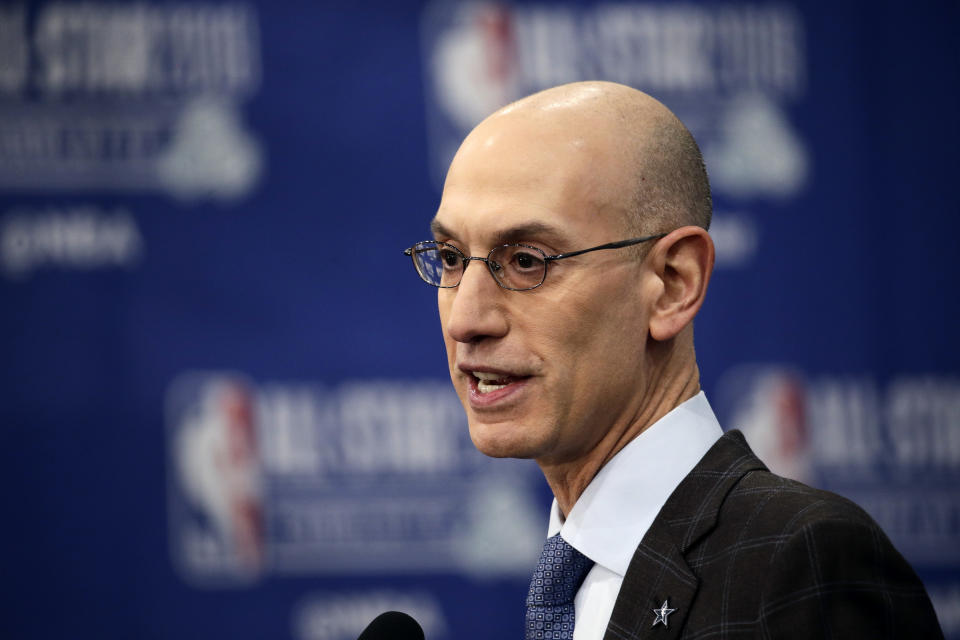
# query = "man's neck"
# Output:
<box><xmin>540</xmin><ymin>362</ymin><xmax>701</xmax><ymax>519</ymax></box>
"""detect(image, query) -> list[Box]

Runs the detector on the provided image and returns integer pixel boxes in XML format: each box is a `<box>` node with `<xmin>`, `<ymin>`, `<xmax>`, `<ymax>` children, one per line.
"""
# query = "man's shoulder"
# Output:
<box><xmin>661</xmin><ymin>429</ymin><xmax>918</xmax><ymax>583</ymax></box>
<box><xmin>682</xmin><ymin>437</ymin><xmax>943</xmax><ymax>638</ymax></box>
<box><xmin>612</xmin><ymin>431</ymin><xmax>944</xmax><ymax>638</ymax></box>
<box><xmin>672</xmin><ymin>429</ymin><xmax>916</xmax><ymax>582</ymax></box>
<box><xmin>725</xmin><ymin>466</ymin><xmax>877</xmax><ymax>532</ymax></box>
<box><xmin>682</xmin><ymin>429</ymin><xmax>878</xmax><ymax>535</ymax></box>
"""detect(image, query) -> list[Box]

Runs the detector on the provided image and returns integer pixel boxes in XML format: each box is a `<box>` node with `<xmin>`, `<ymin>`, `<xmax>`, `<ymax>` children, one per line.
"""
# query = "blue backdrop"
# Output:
<box><xmin>2</xmin><ymin>1</ymin><xmax>958</xmax><ymax>638</ymax></box>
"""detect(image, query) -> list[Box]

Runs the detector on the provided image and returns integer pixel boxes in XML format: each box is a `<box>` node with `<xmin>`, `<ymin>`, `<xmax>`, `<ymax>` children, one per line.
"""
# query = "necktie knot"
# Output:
<box><xmin>526</xmin><ymin>534</ymin><xmax>595</xmax><ymax>639</ymax></box>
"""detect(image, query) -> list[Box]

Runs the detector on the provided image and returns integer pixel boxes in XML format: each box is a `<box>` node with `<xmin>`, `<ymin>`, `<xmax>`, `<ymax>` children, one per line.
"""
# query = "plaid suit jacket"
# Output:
<box><xmin>603</xmin><ymin>430</ymin><xmax>943</xmax><ymax>639</ymax></box>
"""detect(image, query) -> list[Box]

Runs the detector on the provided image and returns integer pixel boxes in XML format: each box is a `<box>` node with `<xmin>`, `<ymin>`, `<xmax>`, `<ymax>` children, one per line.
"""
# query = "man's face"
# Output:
<box><xmin>434</xmin><ymin>113</ymin><xmax>656</xmax><ymax>467</ymax></box>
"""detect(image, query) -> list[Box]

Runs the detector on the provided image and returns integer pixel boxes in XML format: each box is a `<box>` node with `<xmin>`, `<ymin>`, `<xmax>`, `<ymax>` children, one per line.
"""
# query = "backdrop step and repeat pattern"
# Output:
<box><xmin>2</xmin><ymin>1</ymin><xmax>958</xmax><ymax>638</ymax></box>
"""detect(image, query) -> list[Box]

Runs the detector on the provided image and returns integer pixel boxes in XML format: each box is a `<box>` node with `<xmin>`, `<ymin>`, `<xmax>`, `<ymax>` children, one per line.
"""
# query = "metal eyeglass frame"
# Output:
<box><xmin>403</xmin><ymin>233</ymin><xmax>667</xmax><ymax>291</ymax></box>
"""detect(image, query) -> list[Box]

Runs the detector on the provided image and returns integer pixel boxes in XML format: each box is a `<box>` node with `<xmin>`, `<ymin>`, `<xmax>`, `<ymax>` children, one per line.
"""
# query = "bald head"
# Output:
<box><xmin>460</xmin><ymin>81</ymin><xmax>712</xmax><ymax>236</ymax></box>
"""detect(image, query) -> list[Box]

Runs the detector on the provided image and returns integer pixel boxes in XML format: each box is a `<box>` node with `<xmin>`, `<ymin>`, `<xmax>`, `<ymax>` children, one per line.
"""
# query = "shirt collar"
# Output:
<box><xmin>547</xmin><ymin>391</ymin><xmax>723</xmax><ymax>577</ymax></box>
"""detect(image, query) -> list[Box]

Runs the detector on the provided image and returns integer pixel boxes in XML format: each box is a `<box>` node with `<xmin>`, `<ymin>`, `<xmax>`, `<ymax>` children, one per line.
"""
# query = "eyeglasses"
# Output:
<box><xmin>402</xmin><ymin>234</ymin><xmax>667</xmax><ymax>291</ymax></box>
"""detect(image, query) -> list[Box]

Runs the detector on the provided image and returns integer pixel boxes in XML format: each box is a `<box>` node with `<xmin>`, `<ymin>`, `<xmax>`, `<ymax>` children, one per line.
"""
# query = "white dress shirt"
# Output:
<box><xmin>546</xmin><ymin>392</ymin><xmax>724</xmax><ymax>640</ymax></box>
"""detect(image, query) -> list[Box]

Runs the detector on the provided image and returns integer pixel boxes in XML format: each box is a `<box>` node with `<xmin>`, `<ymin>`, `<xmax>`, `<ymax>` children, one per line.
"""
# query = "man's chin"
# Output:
<box><xmin>467</xmin><ymin>420</ymin><xmax>540</xmax><ymax>460</ymax></box>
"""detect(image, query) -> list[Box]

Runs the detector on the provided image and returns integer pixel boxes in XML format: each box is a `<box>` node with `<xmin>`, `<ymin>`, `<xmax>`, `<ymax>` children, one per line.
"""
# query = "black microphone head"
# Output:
<box><xmin>356</xmin><ymin>611</ymin><xmax>425</xmax><ymax>640</ymax></box>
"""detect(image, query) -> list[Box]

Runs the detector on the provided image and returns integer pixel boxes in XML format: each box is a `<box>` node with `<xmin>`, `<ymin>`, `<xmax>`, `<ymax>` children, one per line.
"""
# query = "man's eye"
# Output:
<box><xmin>439</xmin><ymin>249</ymin><xmax>460</xmax><ymax>267</ymax></box>
<box><xmin>512</xmin><ymin>251</ymin><xmax>543</xmax><ymax>270</ymax></box>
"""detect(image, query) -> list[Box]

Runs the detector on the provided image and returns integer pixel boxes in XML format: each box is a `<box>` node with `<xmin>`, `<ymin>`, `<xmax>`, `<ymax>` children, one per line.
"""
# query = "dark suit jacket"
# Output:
<box><xmin>603</xmin><ymin>430</ymin><xmax>943</xmax><ymax>639</ymax></box>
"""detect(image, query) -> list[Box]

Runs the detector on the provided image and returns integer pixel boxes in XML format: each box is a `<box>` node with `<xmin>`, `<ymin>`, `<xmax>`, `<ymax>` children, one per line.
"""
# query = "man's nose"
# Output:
<box><xmin>442</xmin><ymin>259</ymin><xmax>509</xmax><ymax>344</ymax></box>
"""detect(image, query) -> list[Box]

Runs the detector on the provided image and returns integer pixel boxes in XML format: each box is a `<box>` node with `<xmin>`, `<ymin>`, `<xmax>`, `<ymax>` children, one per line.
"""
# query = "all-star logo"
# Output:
<box><xmin>651</xmin><ymin>599</ymin><xmax>677</xmax><ymax>628</ymax></box>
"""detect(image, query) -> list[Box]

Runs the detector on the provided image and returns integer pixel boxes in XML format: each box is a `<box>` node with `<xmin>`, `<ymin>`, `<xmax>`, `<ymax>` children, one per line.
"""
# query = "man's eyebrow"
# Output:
<box><xmin>493</xmin><ymin>222</ymin><xmax>568</xmax><ymax>245</ymax></box>
<box><xmin>429</xmin><ymin>218</ymin><xmax>569</xmax><ymax>245</ymax></box>
<box><xmin>430</xmin><ymin>218</ymin><xmax>450</xmax><ymax>239</ymax></box>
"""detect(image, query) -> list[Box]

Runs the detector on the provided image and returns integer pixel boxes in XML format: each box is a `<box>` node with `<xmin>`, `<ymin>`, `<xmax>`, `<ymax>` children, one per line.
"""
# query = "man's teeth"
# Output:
<box><xmin>473</xmin><ymin>371</ymin><xmax>515</xmax><ymax>393</ymax></box>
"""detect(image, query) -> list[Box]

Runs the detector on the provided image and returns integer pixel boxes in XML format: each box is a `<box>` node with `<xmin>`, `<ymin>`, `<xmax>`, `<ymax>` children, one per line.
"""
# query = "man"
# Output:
<box><xmin>404</xmin><ymin>82</ymin><xmax>942</xmax><ymax>639</ymax></box>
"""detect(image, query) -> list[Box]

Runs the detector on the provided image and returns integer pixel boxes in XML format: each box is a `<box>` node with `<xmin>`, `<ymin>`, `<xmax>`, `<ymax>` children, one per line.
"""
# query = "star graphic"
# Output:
<box><xmin>651</xmin><ymin>599</ymin><xmax>677</xmax><ymax>628</ymax></box>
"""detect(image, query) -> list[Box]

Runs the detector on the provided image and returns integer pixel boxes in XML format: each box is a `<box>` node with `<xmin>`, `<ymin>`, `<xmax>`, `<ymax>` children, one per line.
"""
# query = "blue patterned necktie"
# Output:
<box><xmin>526</xmin><ymin>534</ymin><xmax>596</xmax><ymax>639</ymax></box>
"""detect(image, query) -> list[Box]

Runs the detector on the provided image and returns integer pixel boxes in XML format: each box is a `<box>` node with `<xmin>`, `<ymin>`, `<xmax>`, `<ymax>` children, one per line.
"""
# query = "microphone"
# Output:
<box><xmin>356</xmin><ymin>611</ymin><xmax>425</xmax><ymax>640</ymax></box>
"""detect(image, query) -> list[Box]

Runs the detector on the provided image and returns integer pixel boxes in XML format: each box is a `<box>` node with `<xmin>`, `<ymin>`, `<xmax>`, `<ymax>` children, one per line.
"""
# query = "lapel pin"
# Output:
<box><xmin>651</xmin><ymin>599</ymin><xmax>677</xmax><ymax>628</ymax></box>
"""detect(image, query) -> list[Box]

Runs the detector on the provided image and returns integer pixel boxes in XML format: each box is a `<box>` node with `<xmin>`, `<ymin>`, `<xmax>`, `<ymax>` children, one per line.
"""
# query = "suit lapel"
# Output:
<box><xmin>603</xmin><ymin>431</ymin><xmax>766</xmax><ymax>640</ymax></box>
<box><xmin>602</xmin><ymin>529</ymin><xmax>697</xmax><ymax>640</ymax></box>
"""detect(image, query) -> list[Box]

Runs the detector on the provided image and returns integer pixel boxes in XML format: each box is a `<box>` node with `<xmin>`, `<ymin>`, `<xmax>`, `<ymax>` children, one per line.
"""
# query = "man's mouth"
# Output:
<box><xmin>472</xmin><ymin>371</ymin><xmax>521</xmax><ymax>393</ymax></box>
<box><xmin>460</xmin><ymin>366</ymin><xmax>532</xmax><ymax>408</ymax></box>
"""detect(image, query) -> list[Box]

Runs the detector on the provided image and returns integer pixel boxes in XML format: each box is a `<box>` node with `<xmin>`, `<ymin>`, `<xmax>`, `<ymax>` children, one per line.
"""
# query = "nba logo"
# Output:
<box><xmin>715</xmin><ymin>365</ymin><xmax>812</xmax><ymax>483</ymax></box>
<box><xmin>167</xmin><ymin>373</ymin><xmax>265</xmax><ymax>585</ymax></box>
<box><xmin>422</xmin><ymin>1</ymin><xmax>523</xmax><ymax>186</ymax></box>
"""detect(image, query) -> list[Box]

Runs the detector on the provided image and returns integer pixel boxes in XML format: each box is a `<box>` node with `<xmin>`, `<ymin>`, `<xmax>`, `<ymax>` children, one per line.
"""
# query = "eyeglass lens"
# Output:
<box><xmin>411</xmin><ymin>242</ymin><xmax>547</xmax><ymax>290</ymax></box>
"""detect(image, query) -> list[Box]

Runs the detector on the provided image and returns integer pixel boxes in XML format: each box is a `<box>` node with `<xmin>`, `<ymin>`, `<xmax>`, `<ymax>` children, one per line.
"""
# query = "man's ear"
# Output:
<box><xmin>647</xmin><ymin>226</ymin><xmax>714</xmax><ymax>342</ymax></box>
